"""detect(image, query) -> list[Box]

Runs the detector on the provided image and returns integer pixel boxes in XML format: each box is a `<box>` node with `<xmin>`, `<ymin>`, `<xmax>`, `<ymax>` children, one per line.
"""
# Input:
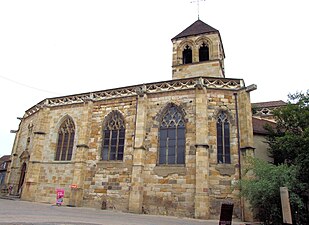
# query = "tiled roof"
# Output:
<box><xmin>172</xmin><ymin>19</ymin><xmax>218</xmax><ymax>40</ymax></box>
<box><xmin>252</xmin><ymin>117</ymin><xmax>276</xmax><ymax>135</ymax></box>
<box><xmin>0</xmin><ymin>155</ymin><xmax>11</xmax><ymax>162</ymax></box>
<box><xmin>252</xmin><ymin>100</ymin><xmax>287</xmax><ymax>109</ymax></box>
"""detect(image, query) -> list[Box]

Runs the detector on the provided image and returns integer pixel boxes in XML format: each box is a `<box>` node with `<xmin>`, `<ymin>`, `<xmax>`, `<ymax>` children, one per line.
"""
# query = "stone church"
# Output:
<box><xmin>7</xmin><ymin>19</ymin><xmax>256</xmax><ymax>220</ymax></box>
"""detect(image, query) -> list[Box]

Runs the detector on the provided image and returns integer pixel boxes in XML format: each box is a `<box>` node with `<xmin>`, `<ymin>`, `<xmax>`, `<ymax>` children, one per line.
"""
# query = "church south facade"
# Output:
<box><xmin>8</xmin><ymin>20</ymin><xmax>255</xmax><ymax>220</ymax></box>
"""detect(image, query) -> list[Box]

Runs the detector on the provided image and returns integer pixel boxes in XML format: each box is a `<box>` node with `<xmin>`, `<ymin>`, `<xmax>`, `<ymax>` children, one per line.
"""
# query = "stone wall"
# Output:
<box><xmin>207</xmin><ymin>89</ymin><xmax>241</xmax><ymax>219</ymax></box>
<box><xmin>8</xmin><ymin>112</ymin><xmax>39</xmax><ymax>196</ymax></box>
<box><xmin>36</xmin><ymin>163</ymin><xmax>74</xmax><ymax>203</ymax></box>
<box><xmin>141</xmin><ymin>90</ymin><xmax>196</xmax><ymax>217</ymax></box>
<box><xmin>8</xmin><ymin>82</ymin><xmax>254</xmax><ymax>220</ymax></box>
<box><xmin>172</xmin><ymin>33</ymin><xmax>224</xmax><ymax>79</ymax></box>
<box><xmin>83</xmin><ymin>97</ymin><xmax>136</xmax><ymax>211</ymax></box>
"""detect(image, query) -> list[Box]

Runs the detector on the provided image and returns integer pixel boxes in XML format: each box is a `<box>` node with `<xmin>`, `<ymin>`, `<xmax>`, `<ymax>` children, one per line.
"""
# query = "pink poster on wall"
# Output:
<box><xmin>56</xmin><ymin>189</ymin><xmax>64</xmax><ymax>206</ymax></box>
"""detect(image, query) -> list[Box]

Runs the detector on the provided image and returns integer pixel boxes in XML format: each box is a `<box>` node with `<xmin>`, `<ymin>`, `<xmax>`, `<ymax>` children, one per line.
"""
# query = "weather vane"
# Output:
<box><xmin>190</xmin><ymin>0</ymin><xmax>206</xmax><ymax>19</ymax></box>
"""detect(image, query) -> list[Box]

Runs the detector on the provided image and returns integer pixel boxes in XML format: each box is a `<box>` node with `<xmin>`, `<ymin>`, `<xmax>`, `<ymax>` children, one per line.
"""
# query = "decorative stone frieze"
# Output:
<box><xmin>24</xmin><ymin>77</ymin><xmax>244</xmax><ymax>118</ymax></box>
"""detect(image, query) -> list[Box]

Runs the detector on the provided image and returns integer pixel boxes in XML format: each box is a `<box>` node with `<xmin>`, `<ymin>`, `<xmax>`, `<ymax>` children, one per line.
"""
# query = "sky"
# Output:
<box><xmin>0</xmin><ymin>0</ymin><xmax>308</xmax><ymax>156</ymax></box>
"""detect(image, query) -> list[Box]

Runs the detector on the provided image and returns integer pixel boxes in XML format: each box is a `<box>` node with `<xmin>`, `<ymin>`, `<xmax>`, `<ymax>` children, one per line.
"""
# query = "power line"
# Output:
<box><xmin>0</xmin><ymin>74</ymin><xmax>62</xmax><ymax>95</ymax></box>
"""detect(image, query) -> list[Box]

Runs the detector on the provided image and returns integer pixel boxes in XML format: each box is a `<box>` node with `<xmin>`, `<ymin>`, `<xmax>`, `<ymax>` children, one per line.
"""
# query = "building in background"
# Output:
<box><xmin>0</xmin><ymin>155</ymin><xmax>11</xmax><ymax>193</ymax></box>
<box><xmin>251</xmin><ymin>101</ymin><xmax>287</xmax><ymax>162</ymax></box>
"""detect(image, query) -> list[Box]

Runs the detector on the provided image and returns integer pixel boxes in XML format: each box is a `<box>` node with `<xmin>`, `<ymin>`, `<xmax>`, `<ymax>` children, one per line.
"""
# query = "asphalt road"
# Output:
<box><xmin>0</xmin><ymin>198</ymin><xmax>245</xmax><ymax>225</ymax></box>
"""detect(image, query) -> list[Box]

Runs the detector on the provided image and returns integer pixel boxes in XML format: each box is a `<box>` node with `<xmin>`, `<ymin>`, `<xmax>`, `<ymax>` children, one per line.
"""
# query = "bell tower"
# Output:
<box><xmin>171</xmin><ymin>19</ymin><xmax>225</xmax><ymax>79</ymax></box>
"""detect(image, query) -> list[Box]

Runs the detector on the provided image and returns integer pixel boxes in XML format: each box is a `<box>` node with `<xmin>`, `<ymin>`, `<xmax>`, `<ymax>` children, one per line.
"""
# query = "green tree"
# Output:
<box><xmin>267</xmin><ymin>91</ymin><xmax>309</xmax><ymax>188</ymax></box>
<box><xmin>241</xmin><ymin>159</ymin><xmax>305</xmax><ymax>225</ymax></box>
<box><xmin>242</xmin><ymin>90</ymin><xmax>309</xmax><ymax>224</ymax></box>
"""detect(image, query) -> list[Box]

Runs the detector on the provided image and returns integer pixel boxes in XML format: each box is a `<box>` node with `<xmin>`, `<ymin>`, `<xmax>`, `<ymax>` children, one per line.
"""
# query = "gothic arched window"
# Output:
<box><xmin>199</xmin><ymin>43</ymin><xmax>209</xmax><ymax>62</ymax></box>
<box><xmin>182</xmin><ymin>45</ymin><xmax>192</xmax><ymax>64</ymax></box>
<box><xmin>159</xmin><ymin>105</ymin><xmax>185</xmax><ymax>165</ymax></box>
<box><xmin>55</xmin><ymin>117</ymin><xmax>75</xmax><ymax>161</ymax></box>
<box><xmin>102</xmin><ymin>111</ymin><xmax>125</xmax><ymax>161</ymax></box>
<box><xmin>217</xmin><ymin>111</ymin><xmax>231</xmax><ymax>164</ymax></box>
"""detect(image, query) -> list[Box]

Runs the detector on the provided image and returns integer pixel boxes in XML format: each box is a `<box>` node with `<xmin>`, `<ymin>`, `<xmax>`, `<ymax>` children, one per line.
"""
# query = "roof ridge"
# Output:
<box><xmin>172</xmin><ymin>19</ymin><xmax>218</xmax><ymax>40</ymax></box>
<box><xmin>252</xmin><ymin>100</ymin><xmax>286</xmax><ymax>104</ymax></box>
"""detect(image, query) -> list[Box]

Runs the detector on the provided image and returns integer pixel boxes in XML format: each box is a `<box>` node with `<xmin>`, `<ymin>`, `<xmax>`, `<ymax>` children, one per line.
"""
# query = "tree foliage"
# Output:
<box><xmin>242</xmin><ymin>90</ymin><xmax>309</xmax><ymax>224</ymax></box>
<box><xmin>241</xmin><ymin>159</ymin><xmax>305</xmax><ymax>225</ymax></box>
<box><xmin>267</xmin><ymin>91</ymin><xmax>309</xmax><ymax>187</ymax></box>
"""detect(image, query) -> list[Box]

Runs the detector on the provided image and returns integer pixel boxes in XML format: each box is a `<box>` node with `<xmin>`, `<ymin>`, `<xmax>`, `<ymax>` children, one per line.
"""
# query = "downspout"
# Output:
<box><xmin>133</xmin><ymin>95</ymin><xmax>138</xmax><ymax>146</ymax></box>
<box><xmin>233</xmin><ymin>92</ymin><xmax>244</xmax><ymax>221</ymax></box>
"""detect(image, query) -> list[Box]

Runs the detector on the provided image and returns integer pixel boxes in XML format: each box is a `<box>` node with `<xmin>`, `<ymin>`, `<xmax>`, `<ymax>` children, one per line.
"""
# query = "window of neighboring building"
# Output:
<box><xmin>0</xmin><ymin>174</ymin><xmax>4</xmax><ymax>185</ymax></box>
<box><xmin>55</xmin><ymin>117</ymin><xmax>75</xmax><ymax>161</ymax></box>
<box><xmin>199</xmin><ymin>43</ymin><xmax>209</xmax><ymax>62</ymax></box>
<box><xmin>217</xmin><ymin>111</ymin><xmax>231</xmax><ymax>164</ymax></box>
<box><xmin>101</xmin><ymin>111</ymin><xmax>125</xmax><ymax>161</ymax></box>
<box><xmin>182</xmin><ymin>45</ymin><xmax>192</xmax><ymax>64</ymax></box>
<box><xmin>159</xmin><ymin>105</ymin><xmax>185</xmax><ymax>165</ymax></box>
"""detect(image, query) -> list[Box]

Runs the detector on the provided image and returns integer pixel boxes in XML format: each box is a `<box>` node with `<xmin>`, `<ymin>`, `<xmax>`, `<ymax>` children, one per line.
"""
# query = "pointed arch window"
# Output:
<box><xmin>199</xmin><ymin>43</ymin><xmax>209</xmax><ymax>62</ymax></box>
<box><xmin>102</xmin><ymin>111</ymin><xmax>125</xmax><ymax>161</ymax></box>
<box><xmin>217</xmin><ymin>111</ymin><xmax>231</xmax><ymax>164</ymax></box>
<box><xmin>159</xmin><ymin>105</ymin><xmax>185</xmax><ymax>165</ymax></box>
<box><xmin>55</xmin><ymin>117</ymin><xmax>75</xmax><ymax>161</ymax></box>
<box><xmin>182</xmin><ymin>45</ymin><xmax>192</xmax><ymax>64</ymax></box>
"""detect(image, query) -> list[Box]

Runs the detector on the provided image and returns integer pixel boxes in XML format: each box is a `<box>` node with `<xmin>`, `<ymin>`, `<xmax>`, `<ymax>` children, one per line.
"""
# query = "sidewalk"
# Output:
<box><xmin>0</xmin><ymin>198</ymin><xmax>246</xmax><ymax>225</ymax></box>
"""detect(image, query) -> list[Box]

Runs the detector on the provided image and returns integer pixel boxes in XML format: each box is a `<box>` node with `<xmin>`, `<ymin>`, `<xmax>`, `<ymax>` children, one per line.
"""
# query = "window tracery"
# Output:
<box><xmin>159</xmin><ymin>105</ymin><xmax>185</xmax><ymax>165</ymax></box>
<box><xmin>217</xmin><ymin>111</ymin><xmax>231</xmax><ymax>164</ymax></box>
<box><xmin>102</xmin><ymin>111</ymin><xmax>125</xmax><ymax>161</ymax></box>
<box><xmin>55</xmin><ymin>117</ymin><xmax>75</xmax><ymax>161</ymax></box>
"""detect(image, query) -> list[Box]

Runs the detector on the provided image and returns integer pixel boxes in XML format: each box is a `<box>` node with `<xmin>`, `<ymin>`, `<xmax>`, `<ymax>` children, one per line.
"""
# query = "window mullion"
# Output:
<box><xmin>56</xmin><ymin>132</ymin><xmax>62</xmax><ymax>160</ymax></box>
<box><xmin>222</xmin><ymin>123</ymin><xmax>225</xmax><ymax>163</ymax></box>
<box><xmin>175</xmin><ymin>127</ymin><xmax>178</xmax><ymax>164</ymax></box>
<box><xmin>60</xmin><ymin>132</ymin><xmax>65</xmax><ymax>161</ymax></box>
<box><xmin>116</xmin><ymin>129</ymin><xmax>119</xmax><ymax>160</ymax></box>
<box><xmin>166</xmin><ymin>135</ymin><xmax>169</xmax><ymax>165</ymax></box>
<box><xmin>65</xmin><ymin>131</ymin><xmax>71</xmax><ymax>160</ymax></box>
<box><xmin>108</xmin><ymin>130</ymin><xmax>112</xmax><ymax>160</ymax></box>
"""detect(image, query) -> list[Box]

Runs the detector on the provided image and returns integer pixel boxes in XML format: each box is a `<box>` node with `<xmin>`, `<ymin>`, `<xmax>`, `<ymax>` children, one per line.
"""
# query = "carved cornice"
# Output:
<box><xmin>24</xmin><ymin>77</ymin><xmax>244</xmax><ymax>118</ymax></box>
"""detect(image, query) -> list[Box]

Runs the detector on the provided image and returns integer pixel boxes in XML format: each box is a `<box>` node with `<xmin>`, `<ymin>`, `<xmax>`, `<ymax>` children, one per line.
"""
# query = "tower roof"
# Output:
<box><xmin>172</xmin><ymin>19</ymin><xmax>219</xmax><ymax>40</ymax></box>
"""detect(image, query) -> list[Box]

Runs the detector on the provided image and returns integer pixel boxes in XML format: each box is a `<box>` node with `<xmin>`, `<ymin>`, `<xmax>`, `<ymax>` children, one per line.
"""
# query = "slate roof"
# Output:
<box><xmin>252</xmin><ymin>117</ymin><xmax>276</xmax><ymax>135</ymax></box>
<box><xmin>172</xmin><ymin>19</ymin><xmax>219</xmax><ymax>40</ymax></box>
<box><xmin>252</xmin><ymin>100</ymin><xmax>287</xmax><ymax>109</ymax></box>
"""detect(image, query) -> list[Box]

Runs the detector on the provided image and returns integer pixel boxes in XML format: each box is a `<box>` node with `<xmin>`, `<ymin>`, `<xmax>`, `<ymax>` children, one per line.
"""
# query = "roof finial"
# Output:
<box><xmin>190</xmin><ymin>0</ymin><xmax>206</xmax><ymax>20</ymax></box>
